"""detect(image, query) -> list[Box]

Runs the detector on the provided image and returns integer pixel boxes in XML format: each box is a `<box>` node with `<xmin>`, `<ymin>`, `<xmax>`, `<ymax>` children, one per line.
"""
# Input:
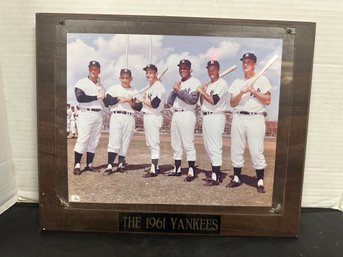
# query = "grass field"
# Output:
<box><xmin>68</xmin><ymin>132</ymin><xmax>276</xmax><ymax>207</ymax></box>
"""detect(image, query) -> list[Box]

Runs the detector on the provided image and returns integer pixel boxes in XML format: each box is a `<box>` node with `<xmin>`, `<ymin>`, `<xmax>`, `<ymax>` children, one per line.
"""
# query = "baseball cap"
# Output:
<box><xmin>120</xmin><ymin>68</ymin><xmax>132</xmax><ymax>77</ymax></box>
<box><xmin>88</xmin><ymin>60</ymin><xmax>101</xmax><ymax>69</ymax></box>
<box><xmin>177</xmin><ymin>59</ymin><xmax>191</xmax><ymax>68</ymax></box>
<box><xmin>206</xmin><ymin>60</ymin><xmax>220</xmax><ymax>69</ymax></box>
<box><xmin>240</xmin><ymin>53</ymin><xmax>257</xmax><ymax>63</ymax></box>
<box><xmin>143</xmin><ymin>64</ymin><xmax>158</xmax><ymax>72</ymax></box>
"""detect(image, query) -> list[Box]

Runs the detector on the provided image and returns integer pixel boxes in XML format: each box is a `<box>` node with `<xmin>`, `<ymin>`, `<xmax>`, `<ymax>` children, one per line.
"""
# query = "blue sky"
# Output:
<box><xmin>67</xmin><ymin>33</ymin><xmax>282</xmax><ymax>120</ymax></box>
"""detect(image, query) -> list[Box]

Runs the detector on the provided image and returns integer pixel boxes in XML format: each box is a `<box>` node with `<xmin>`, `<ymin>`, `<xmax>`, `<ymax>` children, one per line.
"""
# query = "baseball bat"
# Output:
<box><xmin>157</xmin><ymin>67</ymin><xmax>168</xmax><ymax>80</ymax></box>
<box><xmin>96</xmin><ymin>76</ymin><xmax>106</xmax><ymax>99</ymax></box>
<box><xmin>204</xmin><ymin>64</ymin><xmax>237</xmax><ymax>85</ymax></box>
<box><xmin>132</xmin><ymin>85</ymin><xmax>150</xmax><ymax>98</ymax></box>
<box><xmin>132</xmin><ymin>67</ymin><xmax>168</xmax><ymax>97</ymax></box>
<box><xmin>219</xmin><ymin>64</ymin><xmax>238</xmax><ymax>78</ymax></box>
<box><xmin>249</xmin><ymin>55</ymin><xmax>278</xmax><ymax>85</ymax></box>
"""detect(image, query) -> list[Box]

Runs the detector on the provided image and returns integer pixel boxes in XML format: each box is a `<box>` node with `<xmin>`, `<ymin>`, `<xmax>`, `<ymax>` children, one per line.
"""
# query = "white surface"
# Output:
<box><xmin>0</xmin><ymin>0</ymin><xmax>342</xmax><ymax>213</ymax></box>
<box><xmin>0</xmin><ymin>64</ymin><xmax>17</xmax><ymax>214</ymax></box>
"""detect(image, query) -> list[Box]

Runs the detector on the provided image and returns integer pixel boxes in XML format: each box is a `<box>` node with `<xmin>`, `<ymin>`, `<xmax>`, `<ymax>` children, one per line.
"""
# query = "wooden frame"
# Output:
<box><xmin>36</xmin><ymin>13</ymin><xmax>315</xmax><ymax>236</ymax></box>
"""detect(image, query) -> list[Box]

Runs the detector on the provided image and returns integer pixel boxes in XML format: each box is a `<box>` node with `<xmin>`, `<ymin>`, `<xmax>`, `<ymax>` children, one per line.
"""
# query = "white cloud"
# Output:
<box><xmin>205</xmin><ymin>40</ymin><xmax>240</xmax><ymax>60</ymax></box>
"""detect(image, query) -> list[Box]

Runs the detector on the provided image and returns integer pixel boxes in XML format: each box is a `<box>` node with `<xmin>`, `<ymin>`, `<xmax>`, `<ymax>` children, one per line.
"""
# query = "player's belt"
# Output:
<box><xmin>174</xmin><ymin>109</ymin><xmax>185</xmax><ymax>112</ymax></box>
<box><xmin>237</xmin><ymin>111</ymin><xmax>265</xmax><ymax>115</ymax></box>
<box><xmin>202</xmin><ymin>111</ymin><xmax>213</xmax><ymax>115</ymax></box>
<box><xmin>113</xmin><ymin>111</ymin><xmax>132</xmax><ymax>115</ymax></box>
<box><xmin>86</xmin><ymin>108</ymin><xmax>101</xmax><ymax>112</ymax></box>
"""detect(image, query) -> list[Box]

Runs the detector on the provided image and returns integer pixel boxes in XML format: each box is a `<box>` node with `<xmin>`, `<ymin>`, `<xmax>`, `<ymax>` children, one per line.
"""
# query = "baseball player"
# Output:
<box><xmin>166</xmin><ymin>59</ymin><xmax>200</xmax><ymax>181</ymax></box>
<box><xmin>103</xmin><ymin>68</ymin><xmax>142</xmax><ymax>175</ymax></box>
<box><xmin>67</xmin><ymin>104</ymin><xmax>72</xmax><ymax>138</ymax></box>
<box><xmin>72</xmin><ymin>60</ymin><xmax>105</xmax><ymax>175</ymax></box>
<box><xmin>68</xmin><ymin>106</ymin><xmax>77</xmax><ymax>138</ymax></box>
<box><xmin>197</xmin><ymin>60</ymin><xmax>229</xmax><ymax>186</ymax></box>
<box><xmin>74</xmin><ymin>105</ymin><xmax>80</xmax><ymax>137</ymax></box>
<box><xmin>138</xmin><ymin>64</ymin><xmax>166</xmax><ymax>177</ymax></box>
<box><xmin>227</xmin><ymin>53</ymin><xmax>272</xmax><ymax>193</ymax></box>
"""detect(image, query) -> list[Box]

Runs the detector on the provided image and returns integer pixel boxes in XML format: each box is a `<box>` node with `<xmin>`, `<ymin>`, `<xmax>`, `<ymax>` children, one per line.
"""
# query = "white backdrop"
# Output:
<box><xmin>0</xmin><ymin>65</ymin><xmax>17</xmax><ymax>214</ymax></box>
<box><xmin>0</xmin><ymin>0</ymin><xmax>342</xmax><ymax>214</ymax></box>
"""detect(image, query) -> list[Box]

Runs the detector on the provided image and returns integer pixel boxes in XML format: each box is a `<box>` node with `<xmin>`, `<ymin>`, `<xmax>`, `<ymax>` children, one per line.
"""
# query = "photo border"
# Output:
<box><xmin>36</xmin><ymin>13</ymin><xmax>315</xmax><ymax>236</ymax></box>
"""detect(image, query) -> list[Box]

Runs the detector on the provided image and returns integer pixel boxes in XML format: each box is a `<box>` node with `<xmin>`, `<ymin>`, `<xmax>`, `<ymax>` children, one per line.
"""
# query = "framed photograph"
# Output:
<box><xmin>36</xmin><ymin>13</ymin><xmax>315</xmax><ymax>236</ymax></box>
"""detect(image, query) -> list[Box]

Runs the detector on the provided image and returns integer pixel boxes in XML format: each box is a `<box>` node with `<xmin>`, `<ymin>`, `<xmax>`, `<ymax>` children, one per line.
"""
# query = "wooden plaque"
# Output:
<box><xmin>36</xmin><ymin>13</ymin><xmax>315</xmax><ymax>236</ymax></box>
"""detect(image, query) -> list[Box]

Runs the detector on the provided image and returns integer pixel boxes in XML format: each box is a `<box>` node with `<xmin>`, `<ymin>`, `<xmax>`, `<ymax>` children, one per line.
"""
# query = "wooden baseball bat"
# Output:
<box><xmin>132</xmin><ymin>85</ymin><xmax>150</xmax><ymax>98</ymax></box>
<box><xmin>132</xmin><ymin>67</ymin><xmax>168</xmax><ymax>97</ymax></box>
<box><xmin>157</xmin><ymin>67</ymin><xmax>168</xmax><ymax>80</ymax></box>
<box><xmin>198</xmin><ymin>65</ymin><xmax>237</xmax><ymax>98</ymax></box>
<box><xmin>219</xmin><ymin>64</ymin><xmax>238</xmax><ymax>78</ymax></box>
<box><xmin>203</xmin><ymin>64</ymin><xmax>237</xmax><ymax>85</ymax></box>
<box><xmin>249</xmin><ymin>55</ymin><xmax>278</xmax><ymax>85</ymax></box>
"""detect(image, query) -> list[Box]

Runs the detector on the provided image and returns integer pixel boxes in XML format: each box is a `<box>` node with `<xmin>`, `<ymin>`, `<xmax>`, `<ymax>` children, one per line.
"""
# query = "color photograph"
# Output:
<box><xmin>66</xmin><ymin>33</ymin><xmax>282</xmax><ymax>207</ymax></box>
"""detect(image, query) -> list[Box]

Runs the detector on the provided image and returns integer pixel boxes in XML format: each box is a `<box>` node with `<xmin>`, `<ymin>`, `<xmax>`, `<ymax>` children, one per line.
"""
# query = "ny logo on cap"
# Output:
<box><xmin>178</xmin><ymin>59</ymin><xmax>191</xmax><ymax>67</ymax></box>
<box><xmin>88</xmin><ymin>60</ymin><xmax>101</xmax><ymax>68</ymax></box>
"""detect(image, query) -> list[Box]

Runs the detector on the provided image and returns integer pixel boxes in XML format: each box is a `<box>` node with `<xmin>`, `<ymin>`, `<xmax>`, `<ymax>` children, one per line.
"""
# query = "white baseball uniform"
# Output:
<box><xmin>201</xmin><ymin>78</ymin><xmax>229</xmax><ymax>166</ymax></box>
<box><xmin>67</xmin><ymin>107</ymin><xmax>72</xmax><ymax>133</ymax></box>
<box><xmin>105</xmin><ymin>84</ymin><xmax>137</xmax><ymax>156</ymax></box>
<box><xmin>229</xmin><ymin>75</ymin><xmax>271</xmax><ymax>170</ymax></box>
<box><xmin>70</xmin><ymin>108</ymin><xmax>77</xmax><ymax>135</ymax></box>
<box><xmin>168</xmin><ymin>77</ymin><xmax>200</xmax><ymax>161</ymax></box>
<box><xmin>140</xmin><ymin>80</ymin><xmax>166</xmax><ymax>159</ymax></box>
<box><xmin>73</xmin><ymin>77</ymin><xmax>105</xmax><ymax>154</ymax></box>
<box><xmin>74</xmin><ymin>108</ymin><xmax>79</xmax><ymax>136</ymax></box>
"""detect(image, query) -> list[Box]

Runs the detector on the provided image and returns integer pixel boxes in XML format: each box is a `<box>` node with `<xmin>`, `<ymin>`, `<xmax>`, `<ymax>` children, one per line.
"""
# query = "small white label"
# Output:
<box><xmin>70</xmin><ymin>195</ymin><xmax>80</xmax><ymax>202</ymax></box>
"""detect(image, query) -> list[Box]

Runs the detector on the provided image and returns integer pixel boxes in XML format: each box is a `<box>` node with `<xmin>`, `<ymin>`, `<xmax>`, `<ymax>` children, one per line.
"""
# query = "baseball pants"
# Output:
<box><xmin>74</xmin><ymin>110</ymin><xmax>103</xmax><ymax>154</ymax></box>
<box><xmin>171</xmin><ymin>110</ymin><xmax>196</xmax><ymax>161</ymax></box>
<box><xmin>144</xmin><ymin>113</ymin><xmax>163</xmax><ymax>159</ymax></box>
<box><xmin>202</xmin><ymin>113</ymin><xmax>226</xmax><ymax>166</ymax></box>
<box><xmin>230</xmin><ymin>114</ymin><xmax>266</xmax><ymax>169</ymax></box>
<box><xmin>107</xmin><ymin>113</ymin><xmax>135</xmax><ymax>156</ymax></box>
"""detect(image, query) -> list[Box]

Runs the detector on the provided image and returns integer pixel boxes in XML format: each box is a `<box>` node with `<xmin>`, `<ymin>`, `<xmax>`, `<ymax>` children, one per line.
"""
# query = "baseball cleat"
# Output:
<box><xmin>184</xmin><ymin>167</ymin><xmax>196</xmax><ymax>182</ymax></box>
<box><xmin>167</xmin><ymin>172</ymin><xmax>181</xmax><ymax>176</ymax></box>
<box><xmin>167</xmin><ymin>166</ymin><xmax>181</xmax><ymax>176</ymax></box>
<box><xmin>226</xmin><ymin>180</ymin><xmax>242</xmax><ymax>188</ymax></box>
<box><xmin>84</xmin><ymin>164</ymin><xmax>98</xmax><ymax>172</ymax></box>
<box><xmin>73</xmin><ymin>167</ymin><xmax>82</xmax><ymax>175</ymax></box>
<box><xmin>257</xmin><ymin>185</ymin><xmax>266</xmax><ymax>193</ymax></box>
<box><xmin>143</xmin><ymin>164</ymin><xmax>159</xmax><ymax>177</ymax></box>
<box><xmin>73</xmin><ymin>163</ymin><xmax>82</xmax><ymax>175</ymax></box>
<box><xmin>144</xmin><ymin>164</ymin><xmax>156</xmax><ymax>173</ymax></box>
<box><xmin>142</xmin><ymin>172</ymin><xmax>157</xmax><ymax>178</ymax></box>
<box><xmin>115</xmin><ymin>162</ymin><xmax>126</xmax><ymax>173</ymax></box>
<box><xmin>203</xmin><ymin>179</ymin><xmax>220</xmax><ymax>186</ymax></box>
<box><xmin>103</xmin><ymin>164</ymin><xmax>113</xmax><ymax>176</ymax></box>
<box><xmin>115</xmin><ymin>167</ymin><xmax>124</xmax><ymax>173</ymax></box>
<box><xmin>103</xmin><ymin>168</ymin><xmax>113</xmax><ymax>176</ymax></box>
<box><xmin>202</xmin><ymin>176</ymin><xmax>213</xmax><ymax>182</ymax></box>
<box><xmin>184</xmin><ymin>175</ymin><xmax>195</xmax><ymax>182</ymax></box>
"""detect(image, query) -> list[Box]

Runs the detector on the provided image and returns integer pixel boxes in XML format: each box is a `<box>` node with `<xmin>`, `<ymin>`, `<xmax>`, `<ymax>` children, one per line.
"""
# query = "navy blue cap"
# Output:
<box><xmin>88</xmin><ymin>60</ymin><xmax>101</xmax><ymax>69</ymax></box>
<box><xmin>177</xmin><ymin>59</ymin><xmax>191</xmax><ymax>68</ymax></box>
<box><xmin>120</xmin><ymin>68</ymin><xmax>132</xmax><ymax>77</ymax></box>
<box><xmin>143</xmin><ymin>64</ymin><xmax>158</xmax><ymax>72</ymax></box>
<box><xmin>206</xmin><ymin>60</ymin><xmax>220</xmax><ymax>69</ymax></box>
<box><xmin>240</xmin><ymin>53</ymin><xmax>257</xmax><ymax>63</ymax></box>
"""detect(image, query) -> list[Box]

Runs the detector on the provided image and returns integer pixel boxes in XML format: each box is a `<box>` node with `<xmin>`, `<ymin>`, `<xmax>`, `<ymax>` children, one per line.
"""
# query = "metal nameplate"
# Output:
<box><xmin>119</xmin><ymin>212</ymin><xmax>221</xmax><ymax>234</ymax></box>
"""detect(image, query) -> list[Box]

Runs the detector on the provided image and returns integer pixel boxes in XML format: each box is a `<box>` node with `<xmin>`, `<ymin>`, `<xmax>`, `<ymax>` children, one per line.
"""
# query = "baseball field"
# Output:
<box><xmin>67</xmin><ymin>132</ymin><xmax>276</xmax><ymax>207</ymax></box>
